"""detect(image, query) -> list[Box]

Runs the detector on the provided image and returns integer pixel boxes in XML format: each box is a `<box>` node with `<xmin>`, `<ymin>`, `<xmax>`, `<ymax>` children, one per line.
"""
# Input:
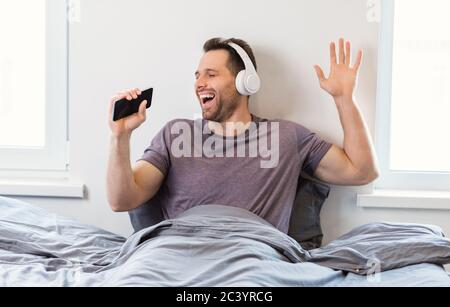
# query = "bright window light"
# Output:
<box><xmin>0</xmin><ymin>0</ymin><xmax>46</xmax><ymax>148</ymax></box>
<box><xmin>390</xmin><ymin>0</ymin><xmax>450</xmax><ymax>173</ymax></box>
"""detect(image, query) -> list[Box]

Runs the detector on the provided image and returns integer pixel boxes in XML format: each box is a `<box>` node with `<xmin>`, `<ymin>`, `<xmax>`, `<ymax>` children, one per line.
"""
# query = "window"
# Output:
<box><xmin>0</xmin><ymin>0</ymin><xmax>68</xmax><ymax>171</ymax></box>
<box><xmin>375</xmin><ymin>0</ymin><xmax>450</xmax><ymax>191</ymax></box>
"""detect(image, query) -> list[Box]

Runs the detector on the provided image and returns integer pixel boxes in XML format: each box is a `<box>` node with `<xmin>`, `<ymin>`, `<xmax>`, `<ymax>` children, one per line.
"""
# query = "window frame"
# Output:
<box><xmin>0</xmin><ymin>0</ymin><xmax>68</xmax><ymax>172</ymax></box>
<box><xmin>374</xmin><ymin>0</ymin><xmax>450</xmax><ymax>191</ymax></box>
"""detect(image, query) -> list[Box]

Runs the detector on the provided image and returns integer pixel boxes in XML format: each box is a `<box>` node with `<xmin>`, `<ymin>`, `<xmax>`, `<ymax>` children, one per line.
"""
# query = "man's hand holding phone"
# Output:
<box><xmin>107</xmin><ymin>88</ymin><xmax>161</xmax><ymax>214</ymax></box>
<box><xmin>108</xmin><ymin>88</ymin><xmax>149</xmax><ymax>138</ymax></box>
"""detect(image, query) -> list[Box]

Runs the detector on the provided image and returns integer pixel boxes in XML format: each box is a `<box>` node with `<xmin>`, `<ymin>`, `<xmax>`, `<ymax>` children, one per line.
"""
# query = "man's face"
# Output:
<box><xmin>195</xmin><ymin>50</ymin><xmax>241</xmax><ymax>122</ymax></box>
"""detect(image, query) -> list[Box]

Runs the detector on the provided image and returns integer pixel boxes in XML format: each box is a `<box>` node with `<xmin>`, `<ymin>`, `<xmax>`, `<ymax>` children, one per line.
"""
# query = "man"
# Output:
<box><xmin>106</xmin><ymin>38</ymin><xmax>379</xmax><ymax>233</ymax></box>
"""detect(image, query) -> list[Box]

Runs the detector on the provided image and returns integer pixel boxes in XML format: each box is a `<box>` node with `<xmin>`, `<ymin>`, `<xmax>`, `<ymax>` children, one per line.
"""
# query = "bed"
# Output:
<box><xmin>0</xmin><ymin>196</ymin><xmax>449</xmax><ymax>287</ymax></box>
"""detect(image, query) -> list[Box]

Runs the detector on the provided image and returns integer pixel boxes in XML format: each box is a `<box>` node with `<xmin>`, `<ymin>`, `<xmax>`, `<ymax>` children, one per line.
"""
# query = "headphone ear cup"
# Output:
<box><xmin>245</xmin><ymin>73</ymin><xmax>261</xmax><ymax>95</ymax></box>
<box><xmin>235</xmin><ymin>70</ymin><xmax>249</xmax><ymax>96</ymax></box>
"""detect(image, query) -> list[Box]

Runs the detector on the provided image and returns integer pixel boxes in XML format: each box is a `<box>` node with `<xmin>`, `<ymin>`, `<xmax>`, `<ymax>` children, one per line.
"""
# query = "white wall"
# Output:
<box><xmin>13</xmin><ymin>0</ymin><xmax>450</xmax><ymax>248</ymax></box>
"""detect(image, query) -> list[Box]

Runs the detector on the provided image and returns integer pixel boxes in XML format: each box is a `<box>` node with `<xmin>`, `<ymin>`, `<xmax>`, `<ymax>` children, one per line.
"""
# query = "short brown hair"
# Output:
<box><xmin>203</xmin><ymin>37</ymin><xmax>258</xmax><ymax>76</ymax></box>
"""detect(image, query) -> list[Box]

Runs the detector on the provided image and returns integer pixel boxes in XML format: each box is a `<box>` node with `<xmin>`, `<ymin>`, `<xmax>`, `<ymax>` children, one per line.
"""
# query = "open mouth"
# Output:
<box><xmin>200</xmin><ymin>93</ymin><xmax>216</xmax><ymax>108</ymax></box>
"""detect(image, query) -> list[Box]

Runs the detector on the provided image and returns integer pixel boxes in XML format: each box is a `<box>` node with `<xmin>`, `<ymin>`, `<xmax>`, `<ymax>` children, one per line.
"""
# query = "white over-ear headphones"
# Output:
<box><xmin>227</xmin><ymin>42</ymin><xmax>261</xmax><ymax>96</ymax></box>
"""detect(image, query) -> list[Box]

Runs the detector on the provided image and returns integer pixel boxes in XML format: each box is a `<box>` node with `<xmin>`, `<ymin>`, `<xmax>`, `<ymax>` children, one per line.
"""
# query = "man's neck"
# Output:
<box><xmin>208</xmin><ymin>108</ymin><xmax>253</xmax><ymax>137</ymax></box>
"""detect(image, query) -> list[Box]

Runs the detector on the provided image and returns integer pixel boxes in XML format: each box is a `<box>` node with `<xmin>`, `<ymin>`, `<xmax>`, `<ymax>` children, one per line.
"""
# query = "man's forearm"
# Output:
<box><xmin>107</xmin><ymin>133</ymin><xmax>140</xmax><ymax>211</ymax></box>
<box><xmin>334</xmin><ymin>95</ymin><xmax>380</xmax><ymax>177</ymax></box>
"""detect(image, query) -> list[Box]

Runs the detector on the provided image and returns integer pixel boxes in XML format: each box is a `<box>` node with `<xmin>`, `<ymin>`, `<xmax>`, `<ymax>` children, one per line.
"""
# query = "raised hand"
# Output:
<box><xmin>314</xmin><ymin>38</ymin><xmax>363</xmax><ymax>99</ymax></box>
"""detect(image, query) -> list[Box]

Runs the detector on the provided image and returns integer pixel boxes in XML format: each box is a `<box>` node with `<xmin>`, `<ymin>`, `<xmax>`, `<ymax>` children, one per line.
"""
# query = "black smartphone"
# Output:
<box><xmin>112</xmin><ymin>88</ymin><xmax>153</xmax><ymax>121</ymax></box>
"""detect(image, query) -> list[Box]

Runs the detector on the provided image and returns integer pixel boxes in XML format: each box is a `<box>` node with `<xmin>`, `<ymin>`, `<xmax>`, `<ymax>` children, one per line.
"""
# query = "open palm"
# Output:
<box><xmin>314</xmin><ymin>39</ymin><xmax>363</xmax><ymax>99</ymax></box>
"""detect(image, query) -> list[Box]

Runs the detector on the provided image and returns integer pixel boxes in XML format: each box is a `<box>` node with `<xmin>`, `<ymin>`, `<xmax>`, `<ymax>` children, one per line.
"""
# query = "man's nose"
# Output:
<box><xmin>196</xmin><ymin>76</ymin><xmax>207</xmax><ymax>90</ymax></box>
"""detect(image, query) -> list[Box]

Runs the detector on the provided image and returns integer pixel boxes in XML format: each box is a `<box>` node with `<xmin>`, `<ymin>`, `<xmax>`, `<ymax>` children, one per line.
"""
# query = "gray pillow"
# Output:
<box><xmin>309</xmin><ymin>222</ymin><xmax>450</xmax><ymax>275</ymax></box>
<box><xmin>128</xmin><ymin>188</ymin><xmax>165</xmax><ymax>233</ymax></box>
<box><xmin>288</xmin><ymin>172</ymin><xmax>330</xmax><ymax>250</ymax></box>
<box><xmin>128</xmin><ymin>172</ymin><xmax>331</xmax><ymax>250</ymax></box>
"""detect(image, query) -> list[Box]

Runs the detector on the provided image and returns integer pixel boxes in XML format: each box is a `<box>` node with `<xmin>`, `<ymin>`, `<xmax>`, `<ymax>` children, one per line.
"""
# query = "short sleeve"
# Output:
<box><xmin>295</xmin><ymin>124</ymin><xmax>333</xmax><ymax>177</ymax></box>
<box><xmin>137</xmin><ymin>123</ymin><xmax>172</xmax><ymax>177</ymax></box>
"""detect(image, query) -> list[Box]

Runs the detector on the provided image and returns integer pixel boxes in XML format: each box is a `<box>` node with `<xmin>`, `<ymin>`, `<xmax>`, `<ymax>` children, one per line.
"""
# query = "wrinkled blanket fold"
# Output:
<box><xmin>1</xmin><ymin>197</ymin><xmax>449</xmax><ymax>287</ymax></box>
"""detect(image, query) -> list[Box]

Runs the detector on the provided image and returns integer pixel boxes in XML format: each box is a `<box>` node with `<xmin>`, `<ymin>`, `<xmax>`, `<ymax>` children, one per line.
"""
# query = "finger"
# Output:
<box><xmin>128</xmin><ymin>89</ymin><xmax>138</xmax><ymax>100</ymax></box>
<box><xmin>339</xmin><ymin>38</ymin><xmax>345</xmax><ymax>64</ymax></box>
<box><xmin>111</xmin><ymin>95</ymin><xmax>120</xmax><ymax>104</ymax></box>
<box><xmin>345</xmin><ymin>41</ymin><xmax>351</xmax><ymax>66</ymax></box>
<box><xmin>133</xmin><ymin>88</ymin><xmax>141</xmax><ymax>98</ymax></box>
<box><xmin>353</xmin><ymin>50</ymin><xmax>363</xmax><ymax>72</ymax></box>
<box><xmin>122</xmin><ymin>91</ymin><xmax>132</xmax><ymax>100</ymax></box>
<box><xmin>314</xmin><ymin>65</ymin><xmax>326</xmax><ymax>82</ymax></box>
<box><xmin>117</xmin><ymin>90</ymin><xmax>133</xmax><ymax>101</ymax></box>
<box><xmin>109</xmin><ymin>98</ymin><xmax>121</xmax><ymax>115</ymax></box>
<box><xmin>330</xmin><ymin>42</ymin><xmax>337</xmax><ymax>64</ymax></box>
<box><xmin>115</xmin><ymin>92</ymin><xmax>127</xmax><ymax>101</ymax></box>
<box><xmin>139</xmin><ymin>100</ymin><xmax>147</xmax><ymax>118</ymax></box>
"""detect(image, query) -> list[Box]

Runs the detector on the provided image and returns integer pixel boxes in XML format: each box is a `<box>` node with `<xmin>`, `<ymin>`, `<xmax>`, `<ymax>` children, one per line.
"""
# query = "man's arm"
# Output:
<box><xmin>107</xmin><ymin>134</ymin><xmax>164</xmax><ymax>212</ymax></box>
<box><xmin>313</xmin><ymin>39</ymin><xmax>380</xmax><ymax>186</ymax></box>
<box><xmin>106</xmin><ymin>88</ymin><xmax>165</xmax><ymax>212</ymax></box>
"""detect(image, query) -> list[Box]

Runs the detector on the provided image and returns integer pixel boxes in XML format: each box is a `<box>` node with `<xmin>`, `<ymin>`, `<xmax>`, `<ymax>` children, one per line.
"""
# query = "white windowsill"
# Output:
<box><xmin>357</xmin><ymin>189</ymin><xmax>450</xmax><ymax>210</ymax></box>
<box><xmin>0</xmin><ymin>179</ymin><xmax>85</xmax><ymax>199</ymax></box>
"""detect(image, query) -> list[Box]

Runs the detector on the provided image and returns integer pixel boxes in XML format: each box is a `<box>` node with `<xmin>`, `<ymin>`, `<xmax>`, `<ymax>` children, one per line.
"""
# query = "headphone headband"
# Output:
<box><xmin>227</xmin><ymin>42</ymin><xmax>261</xmax><ymax>96</ymax></box>
<box><xmin>227</xmin><ymin>42</ymin><xmax>257</xmax><ymax>74</ymax></box>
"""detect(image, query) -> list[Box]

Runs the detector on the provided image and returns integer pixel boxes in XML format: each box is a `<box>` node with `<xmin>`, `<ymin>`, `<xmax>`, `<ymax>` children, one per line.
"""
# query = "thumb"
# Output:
<box><xmin>138</xmin><ymin>100</ymin><xmax>147</xmax><ymax>118</ymax></box>
<box><xmin>314</xmin><ymin>65</ymin><xmax>326</xmax><ymax>82</ymax></box>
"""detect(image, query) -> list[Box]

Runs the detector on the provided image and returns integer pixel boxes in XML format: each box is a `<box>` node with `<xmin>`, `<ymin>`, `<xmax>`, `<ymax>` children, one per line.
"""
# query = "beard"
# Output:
<box><xmin>202</xmin><ymin>91</ymin><xmax>240</xmax><ymax>123</ymax></box>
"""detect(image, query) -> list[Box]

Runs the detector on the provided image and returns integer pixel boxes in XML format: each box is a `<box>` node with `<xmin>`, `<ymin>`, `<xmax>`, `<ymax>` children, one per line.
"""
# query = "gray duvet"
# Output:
<box><xmin>1</xmin><ymin>196</ymin><xmax>449</xmax><ymax>287</ymax></box>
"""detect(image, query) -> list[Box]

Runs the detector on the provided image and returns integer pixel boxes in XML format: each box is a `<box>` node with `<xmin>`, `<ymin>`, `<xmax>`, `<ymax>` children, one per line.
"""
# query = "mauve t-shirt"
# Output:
<box><xmin>138</xmin><ymin>114</ymin><xmax>332</xmax><ymax>233</ymax></box>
